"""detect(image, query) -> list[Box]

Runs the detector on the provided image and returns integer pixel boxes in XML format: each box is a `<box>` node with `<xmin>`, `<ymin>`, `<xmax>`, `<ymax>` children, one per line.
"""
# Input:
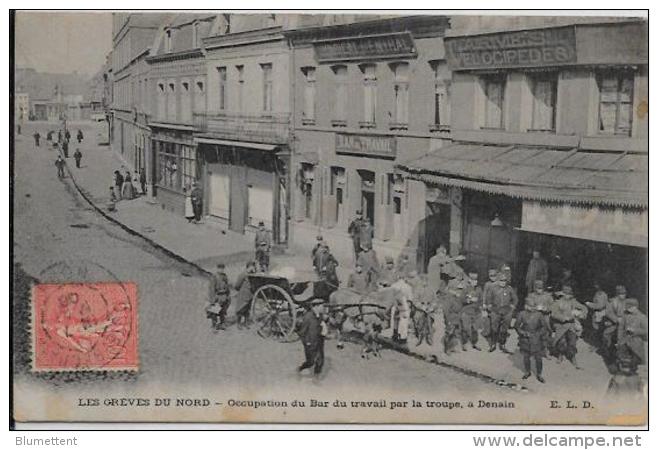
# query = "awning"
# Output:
<box><xmin>150</xmin><ymin>122</ymin><xmax>196</xmax><ymax>131</ymax></box>
<box><xmin>396</xmin><ymin>143</ymin><xmax>647</xmax><ymax>208</ymax></box>
<box><xmin>195</xmin><ymin>137</ymin><xmax>278</xmax><ymax>152</ymax></box>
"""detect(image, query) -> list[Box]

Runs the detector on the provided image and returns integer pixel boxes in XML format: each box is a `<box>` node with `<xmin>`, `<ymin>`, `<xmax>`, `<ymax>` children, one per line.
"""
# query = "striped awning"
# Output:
<box><xmin>396</xmin><ymin>143</ymin><xmax>647</xmax><ymax>208</ymax></box>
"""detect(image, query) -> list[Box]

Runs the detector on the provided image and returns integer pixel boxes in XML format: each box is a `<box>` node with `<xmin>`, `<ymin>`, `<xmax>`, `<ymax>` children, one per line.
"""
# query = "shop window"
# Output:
<box><xmin>597</xmin><ymin>70</ymin><xmax>634</xmax><ymax>136</ymax></box>
<box><xmin>236</xmin><ymin>65</ymin><xmax>244</xmax><ymax>113</ymax></box>
<box><xmin>481</xmin><ymin>74</ymin><xmax>506</xmax><ymax>129</ymax></box>
<box><xmin>180</xmin><ymin>146</ymin><xmax>197</xmax><ymax>190</ymax></box>
<box><xmin>261</xmin><ymin>63</ymin><xmax>273</xmax><ymax>113</ymax></box>
<box><xmin>332</xmin><ymin>65</ymin><xmax>348</xmax><ymax>127</ymax></box>
<box><xmin>390</xmin><ymin>62</ymin><xmax>409</xmax><ymax>129</ymax></box>
<box><xmin>301</xmin><ymin>66</ymin><xmax>316</xmax><ymax>125</ymax></box>
<box><xmin>360</xmin><ymin>64</ymin><xmax>377</xmax><ymax>128</ymax></box>
<box><xmin>530</xmin><ymin>73</ymin><xmax>558</xmax><ymax>132</ymax></box>
<box><xmin>430</xmin><ymin>60</ymin><xmax>451</xmax><ymax>131</ymax></box>
<box><xmin>157</xmin><ymin>141</ymin><xmax>179</xmax><ymax>190</ymax></box>
<box><xmin>217</xmin><ymin>67</ymin><xmax>227</xmax><ymax>111</ymax></box>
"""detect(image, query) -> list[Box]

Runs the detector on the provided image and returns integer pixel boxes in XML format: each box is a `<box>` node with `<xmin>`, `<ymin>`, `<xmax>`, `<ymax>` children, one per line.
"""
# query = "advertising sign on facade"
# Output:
<box><xmin>335</xmin><ymin>132</ymin><xmax>397</xmax><ymax>158</ymax></box>
<box><xmin>445</xmin><ymin>26</ymin><xmax>577</xmax><ymax>70</ymax></box>
<box><xmin>314</xmin><ymin>32</ymin><xmax>416</xmax><ymax>62</ymax></box>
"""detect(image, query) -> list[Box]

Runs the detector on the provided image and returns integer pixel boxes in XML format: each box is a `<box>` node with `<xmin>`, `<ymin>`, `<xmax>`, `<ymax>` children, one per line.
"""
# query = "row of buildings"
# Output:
<box><xmin>104</xmin><ymin>13</ymin><xmax>648</xmax><ymax>302</ymax></box>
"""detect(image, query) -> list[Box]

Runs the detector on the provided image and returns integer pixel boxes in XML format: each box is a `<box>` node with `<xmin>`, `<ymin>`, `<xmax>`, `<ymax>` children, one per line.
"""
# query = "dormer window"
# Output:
<box><xmin>164</xmin><ymin>29</ymin><xmax>173</xmax><ymax>53</ymax></box>
<box><xmin>192</xmin><ymin>21</ymin><xmax>200</xmax><ymax>48</ymax></box>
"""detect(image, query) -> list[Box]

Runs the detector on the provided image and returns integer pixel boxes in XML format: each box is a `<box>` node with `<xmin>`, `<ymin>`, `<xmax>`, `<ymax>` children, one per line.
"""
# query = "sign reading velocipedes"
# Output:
<box><xmin>445</xmin><ymin>26</ymin><xmax>577</xmax><ymax>70</ymax></box>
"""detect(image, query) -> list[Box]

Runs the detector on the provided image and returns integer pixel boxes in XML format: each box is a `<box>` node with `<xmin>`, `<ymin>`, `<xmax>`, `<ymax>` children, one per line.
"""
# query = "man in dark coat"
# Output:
<box><xmin>484</xmin><ymin>273</ymin><xmax>519</xmax><ymax>353</ymax></box>
<box><xmin>602</xmin><ymin>285</ymin><xmax>628</xmax><ymax>361</ymax></box>
<box><xmin>113</xmin><ymin>170</ymin><xmax>124</xmax><ymax>200</ymax></box>
<box><xmin>616</xmin><ymin>298</ymin><xmax>647</xmax><ymax>373</ymax></box>
<box><xmin>139</xmin><ymin>168</ymin><xmax>147</xmax><ymax>195</ymax></box>
<box><xmin>234</xmin><ymin>261</ymin><xmax>257</xmax><ymax>328</ymax></box>
<box><xmin>443</xmin><ymin>281</ymin><xmax>464</xmax><ymax>354</ymax></box>
<box><xmin>73</xmin><ymin>148</ymin><xmax>82</xmax><ymax>168</ymax></box>
<box><xmin>77</xmin><ymin>129</ymin><xmax>84</xmax><ymax>143</ymax></box>
<box><xmin>515</xmin><ymin>300</ymin><xmax>550</xmax><ymax>383</ymax></box>
<box><xmin>254</xmin><ymin>221</ymin><xmax>272</xmax><ymax>272</ymax></box>
<box><xmin>65</xmin><ymin>129</ymin><xmax>71</xmax><ymax>142</ymax></box>
<box><xmin>206</xmin><ymin>263</ymin><xmax>231</xmax><ymax>332</ymax></box>
<box><xmin>313</xmin><ymin>243</ymin><xmax>339</xmax><ymax>301</ymax></box>
<box><xmin>460</xmin><ymin>271</ymin><xmax>482</xmax><ymax>351</ymax></box>
<box><xmin>297</xmin><ymin>299</ymin><xmax>327</xmax><ymax>376</ymax></box>
<box><xmin>190</xmin><ymin>182</ymin><xmax>203</xmax><ymax>223</ymax></box>
<box><xmin>33</xmin><ymin>132</ymin><xmax>40</xmax><ymax>147</ymax></box>
<box><xmin>62</xmin><ymin>139</ymin><xmax>69</xmax><ymax>158</ymax></box>
<box><xmin>347</xmin><ymin>210</ymin><xmax>365</xmax><ymax>262</ymax></box>
<box><xmin>550</xmin><ymin>285</ymin><xmax>587</xmax><ymax>368</ymax></box>
<box><xmin>54</xmin><ymin>155</ymin><xmax>65</xmax><ymax>178</ymax></box>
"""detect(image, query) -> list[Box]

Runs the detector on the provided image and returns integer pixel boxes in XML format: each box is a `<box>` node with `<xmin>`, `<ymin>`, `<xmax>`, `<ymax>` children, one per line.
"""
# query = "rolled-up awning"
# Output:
<box><xmin>195</xmin><ymin>137</ymin><xmax>279</xmax><ymax>152</ymax></box>
<box><xmin>396</xmin><ymin>143</ymin><xmax>647</xmax><ymax>208</ymax></box>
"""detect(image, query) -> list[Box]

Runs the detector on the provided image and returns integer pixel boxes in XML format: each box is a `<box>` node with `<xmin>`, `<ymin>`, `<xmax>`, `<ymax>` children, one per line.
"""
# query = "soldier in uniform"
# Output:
<box><xmin>347</xmin><ymin>262</ymin><xmax>369</xmax><ymax>295</ymax></box>
<box><xmin>550</xmin><ymin>285</ymin><xmax>587</xmax><ymax>368</ymax></box>
<box><xmin>602</xmin><ymin>285</ymin><xmax>628</xmax><ymax>361</ymax></box>
<box><xmin>427</xmin><ymin>245</ymin><xmax>450</xmax><ymax>295</ymax></box>
<box><xmin>585</xmin><ymin>280</ymin><xmax>609</xmax><ymax>348</ymax></box>
<box><xmin>443</xmin><ymin>280</ymin><xmax>464</xmax><ymax>354</ymax></box>
<box><xmin>616</xmin><ymin>298</ymin><xmax>647</xmax><ymax>374</ymax></box>
<box><xmin>206</xmin><ymin>263</ymin><xmax>231</xmax><ymax>332</ymax></box>
<box><xmin>356</xmin><ymin>242</ymin><xmax>380</xmax><ymax>290</ymax></box>
<box><xmin>480</xmin><ymin>269</ymin><xmax>499</xmax><ymax>343</ymax></box>
<box><xmin>484</xmin><ymin>272</ymin><xmax>518</xmax><ymax>353</ymax></box>
<box><xmin>460</xmin><ymin>271</ymin><xmax>482</xmax><ymax>351</ymax></box>
<box><xmin>525</xmin><ymin>280</ymin><xmax>554</xmax><ymax>356</ymax></box>
<box><xmin>380</xmin><ymin>256</ymin><xmax>398</xmax><ymax>286</ymax></box>
<box><xmin>347</xmin><ymin>210</ymin><xmax>365</xmax><ymax>262</ymax></box>
<box><xmin>297</xmin><ymin>299</ymin><xmax>327</xmax><ymax>377</ymax></box>
<box><xmin>515</xmin><ymin>299</ymin><xmax>550</xmax><ymax>383</ymax></box>
<box><xmin>254</xmin><ymin>221</ymin><xmax>272</xmax><ymax>272</ymax></box>
<box><xmin>234</xmin><ymin>261</ymin><xmax>257</xmax><ymax>329</ymax></box>
<box><xmin>390</xmin><ymin>274</ymin><xmax>413</xmax><ymax>346</ymax></box>
<box><xmin>311</xmin><ymin>235</ymin><xmax>324</xmax><ymax>261</ymax></box>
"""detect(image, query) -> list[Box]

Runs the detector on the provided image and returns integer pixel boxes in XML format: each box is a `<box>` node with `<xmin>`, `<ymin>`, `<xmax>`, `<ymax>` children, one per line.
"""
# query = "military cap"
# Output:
<box><xmin>625</xmin><ymin>298</ymin><xmax>639</xmax><ymax>309</ymax></box>
<box><xmin>385</xmin><ymin>256</ymin><xmax>394</xmax><ymax>264</ymax></box>
<box><xmin>616</xmin><ymin>285</ymin><xmax>627</xmax><ymax>294</ymax></box>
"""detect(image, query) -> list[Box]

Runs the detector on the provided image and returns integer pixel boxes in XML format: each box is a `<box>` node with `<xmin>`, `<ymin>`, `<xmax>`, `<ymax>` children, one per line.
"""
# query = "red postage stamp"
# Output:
<box><xmin>32</xmin><ymin>282</ymin><xmax>138</xmax><ymax>371</ymax></box>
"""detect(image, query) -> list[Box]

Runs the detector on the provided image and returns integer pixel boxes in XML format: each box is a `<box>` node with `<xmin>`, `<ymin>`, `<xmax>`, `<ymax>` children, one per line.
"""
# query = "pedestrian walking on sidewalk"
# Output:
<box><xmin>77</xmin><ymin>129</ymin><xmax>84</xmax><ymax>143</ymax></box>
<box><xmin>515</xmin><ymin>300</ymin><xmax>550</xmax><ymax>383</ymax></box>
<box><xmin>113</xmin><ymin>170</ymin><xmax>124</xmax><ymax>200</ymax></box>
<box><xmin>139</xmin><ymin>168</ymin><xmax>147</xmax><ymax>195</ymax></box>
<box><xmin>33</xmin><ymin>132</ymin><xmax>40</xmax><ymax>147</ymax></box>
<box><xmin>348</xmin><ymin>210</ymin><xmax>365</xmax><ymax>262</ymax></box>
<box><xmin>190</xmin><ymin>182</ymin><xmax>203</xmax><ymax>223</ymax></box>
<box><xmin>297</xmin><ymin>299</ymin><xmax>327</xmax><ymax>377</ymax></box>
<box><xmin>122</xmin><ymin>171</ymin><xmax>135</xmax><ymax>200</ymax></box>
<box><xmin>184</xmin><ymin>187</ymin><xmax>195</xmax><ymax>223</ymax></box>
<box><xmin>206</xmin><ymin>263</ymin><xmax>231</xmax><ymax>332</ymax></box>
<box><xmin>54</xmin><ymin>155</ymin><xmax>66</xmax><ymax>178</ymax></box>
<box><xmin>62</xmin><ymin>139</ymin><xmax>69</xmax><ymax>158</ymax></box>
<box><xmin>73</xmin><ymin>148</ymin><xmax>82</xmax><ymax>168</ymax></box>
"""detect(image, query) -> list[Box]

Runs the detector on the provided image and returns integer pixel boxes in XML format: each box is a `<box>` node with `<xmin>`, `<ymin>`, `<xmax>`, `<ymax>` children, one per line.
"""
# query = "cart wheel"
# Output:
<box><xmin>251</xmin><ymin>284</ymin><xmax>297</xmax><ymax>342</ymax></box>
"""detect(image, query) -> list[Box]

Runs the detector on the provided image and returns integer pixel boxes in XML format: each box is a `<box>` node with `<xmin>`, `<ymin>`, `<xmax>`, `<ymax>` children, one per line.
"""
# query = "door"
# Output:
<box><xmin>362</xmin><ymin>191</ymin><xmax>375</xmax><ymax>226</ymax></box>
<box><xmin>248</xmin><ymin>185</ymin><xmax>274</xmax><ymax>229</ymax></box>
<box><xmin>419</xmin><ymin>202</ymin><xmax>451</xmax><ymax>272</ymax></box>
<box><xmin>209</xmin><ymin>171</ymin><xmax>230</xmax><ymax>219</ymax></box>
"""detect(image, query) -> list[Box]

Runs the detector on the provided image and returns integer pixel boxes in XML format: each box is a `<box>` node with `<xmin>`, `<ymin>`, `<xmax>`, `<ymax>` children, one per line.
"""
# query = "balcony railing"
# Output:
<box><xmin>193</xmin><ymin>112</ymin><xmax>291</xmax><ymax>145</ymax></box>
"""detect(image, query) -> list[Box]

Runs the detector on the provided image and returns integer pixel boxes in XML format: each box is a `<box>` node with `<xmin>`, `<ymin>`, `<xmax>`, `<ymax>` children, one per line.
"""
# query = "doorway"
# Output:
<box><xmin>358</xmin><ymin>169</ymin><xmax>376</xmax><ymax>227</ymax></box>
<box><xmin>419</xmin><ymin>201</ymin><xmax>451</xmax><ymax>271</ymax></box>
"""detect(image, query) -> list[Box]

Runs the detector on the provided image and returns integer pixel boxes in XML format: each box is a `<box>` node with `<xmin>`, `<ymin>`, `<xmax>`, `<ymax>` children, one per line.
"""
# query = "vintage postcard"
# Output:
<box><xmin>11</xmin><ymin>10</ymin><xmax>648</xmax><ymax>426</ymax></box>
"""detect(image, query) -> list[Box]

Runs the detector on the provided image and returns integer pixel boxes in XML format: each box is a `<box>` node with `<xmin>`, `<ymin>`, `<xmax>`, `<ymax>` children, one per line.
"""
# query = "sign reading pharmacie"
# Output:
<box><xmin>445</xmin><ymin>26</ymin><xmax>577</xmax><ymax>70</ymax></box>
<box><xmin>314</xmin><ymin>32</ymin><xmax>416</xmax><ymax>63</ymax></box>
<box><xmin>335</xmin><ymin>132</ymin><xmax>397</xmax><ymax>158</ymax></box>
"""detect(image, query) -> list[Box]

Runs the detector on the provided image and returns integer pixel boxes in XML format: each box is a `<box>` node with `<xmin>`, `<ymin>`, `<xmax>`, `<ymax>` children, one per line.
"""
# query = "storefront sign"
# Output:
<box><xmin>445</xmin><ymin>26</ymin><xmax>577</xmax><ymax>70</ymax></box>
<box><xmin>314</xmin><ymin>32</ymin><xmax>416</xmax><ymax>62</ymax></box>
<box><xmin>335</xmin><ymin>133</ymin><xmax>396</xmax><ymax>158</ymax></box>
<box><xmin>521</xmin><ymin>201</ymin><xmax>647</xmax><ymax>248</ymax></box>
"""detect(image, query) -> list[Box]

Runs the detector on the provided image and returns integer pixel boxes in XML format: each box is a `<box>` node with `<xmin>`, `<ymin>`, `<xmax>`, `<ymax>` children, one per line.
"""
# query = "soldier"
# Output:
<box><xmin>254</xmin><ymin>221</ymin><xmax>271</xmax><ymax>272</ymax></box>
<box><xmin>390</xmin><ymin>274</ymin><xmax>413</xmax><ymax>346</ymax></box>
<box><xmin>585</xmin><ymin>280</ymin><xmax>609</xmax><ymax>348</ymax></box>
<box><xmin>356</xmin><ymin>242</ymin><xmax>380</xmax><ymax>290</ymax></box>
<box><xmin>310</xmin><ymin>235</ymin><xmax>324</xmax><ymax>261</ymax></box>
<box><xmin>616</xmin><ymin>298</ymin><xmax>647</xmax><ymax>375</ymax></box>
<box><xmin>550</xmin><ymin>285</ymin><xmax>587</xmax><ymax>368</ymax></box>
<box><xmin>380</xmin><ymin>256</ymin><xmax>398</xmax><ymax>286</ymax></box>
<box><xmin>234</xmin><ymin>261</ymin><xmax>257</xmax><ymax>329</ymax></box>
<box><xmin>33</xmin><ymin>131</ymin><xmax>40</xmax><ymax>147</ymax></box>
<box><xmin>347</xmin><ymin>210</ymin><xmax>365</xmax><ymax>261</ymax></box>
<box><xmin>297</xmin><ymin>299</ymin><xmax>327</xmax><ymax>377</ymax></box>
<box><xmin>347</xmin><ymin>262</ymin><xmax>369</xmax><ymax>295</ymax></box>
<box><xmin>460</xmin><ymin>271</ymin><xmax>482</xmax><ymax>351</ymax></box>
<box><xmin>484</xmin><ymin>272</ymin><xmax>518</xmax><ymax>353</ymax></box>
<box><xmin>206</xmin><ymin>263</ymin><xmax>231</xmax><ymax>332</ymax></box>
<box><xmin>525</xmin><ymin>280</ymin><xmax>554</xmax><ymax>356</ymax></box>
<box><xmin>602</xmin><ymin>285</ymin><xmax>628</xmax><ymax>360</ymax></box>
<box><xmin>443</xmin><ymin>280</ymin><xmax>464</xmax><ymax>354</ymax></box>
<box><xmin>54</xmin><ymin>155</ymin><xmax>65</xmax><ymax>179</ymax></box>
<box><xmin>73</xmin><ymin>148</ymin><xmax>82</xmax><ymax>168</ymax></box>
<box><xmin>515</xmin><ymin>299</ymin><xmax>550</xmax><ymax>383</ymax></box>
<box><xmin>427</xmin><ymin>245</ymin><xmax>450</xmax><ymax>295</ymax></box>
<box><xmin>411</xmin><ymin>274</ymin><xmax>438</xmax><ymax>347</ymax></box>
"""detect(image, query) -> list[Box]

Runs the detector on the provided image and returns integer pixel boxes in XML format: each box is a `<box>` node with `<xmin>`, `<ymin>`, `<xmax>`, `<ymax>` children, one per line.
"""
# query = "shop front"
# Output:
<box><xmin>197</xmin><ymin>138</ymin><xmax>290</xmax><ymax>244</ymax></box>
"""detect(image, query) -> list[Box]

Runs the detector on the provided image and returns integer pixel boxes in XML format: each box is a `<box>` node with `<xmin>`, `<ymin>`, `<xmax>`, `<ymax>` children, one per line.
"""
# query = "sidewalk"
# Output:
<box><xmin>59</xmin><ymin>122</ymin><xmax>634</xmax><ymax>395</ymax></box>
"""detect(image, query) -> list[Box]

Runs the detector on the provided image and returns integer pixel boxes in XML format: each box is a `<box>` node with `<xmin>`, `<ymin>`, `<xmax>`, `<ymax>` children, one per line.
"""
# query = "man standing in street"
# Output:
<box><xmin>234</xmin><ymin>261</ymin><xmax>257</xmax><ymax>329</ymax></box>
<box><xmin>347</xmin><ymin>210</ymin><xmax>365</xmax><ymax>262</ymax></box>
<box><xmin>114</xmin><ymin>170</ymin><xmax>124</xmax><ymax>200</ymax></box>
<box><xmin>357</xmin><ymin>242</ymin><xmax>380</xmax><ymax>290</ymax></box>
<box><xmin>550</xmin><ymin>285</ymin><xmax>587</xmax><ymax>368</ymax></box>
<box><xmin>54</xmin><ymin>155</ymin><xmax>65</xmax><ymax>178</ymax></box>
<box><xmin>602</xmin><ymin>285</ymin><xmax>628</xmax><ymax>361</ymax></box>
<box><xmin>62</xmin><ymin>138</ymin><xmax>69</xmax><ymax>158</ymax></box>
<box><xmin>139</xmin><ymin>168</ymin><xmax>147</xmax><ymax>196</ymax></box>
<box><xmin>254</xmin><ymin>221</ymin><xmax>272</xmax><ymax>272</ymax></box>
<box><xmin>77</xmin><ymin>129</ymin><xmax>84</xmax><ymax>143</ymax></box>
<box><xmin>297</xmin><ymin>299</ymin><xmax>327</xmax><ymax>377</ymax></box>
<box><xmin>390</xmin><ymin>274</ymin><xmax>414</xmax><ymax>347</ymax></box>
<box><xmin>73</xmin><ymin>148</ymin><xmax>82</xmax><ymax>168</ymax></box>
<box><xmin>515</xmin><ymin>299</ymin><xmax>550</xmax><ymax>383</ymax></box>
<box><xmin>616</xmin><ymin>298</ymin><xmax>647</xmax><ymax>374</ymax></box>
<box><xmin>484</xmin><ymin>272</ymin><xmax>518</xmax><ymax>353</ymax></box>
<box><xmin>427</xmin><ymin>245</ymin><xmax>450</xmax><ymax>295</ymax></box>
<box><xmin>65</xmin><ymin>129</ymin><xmax>71</xmax><ymax>142</ymax></box>
<box><xmin>443</xmin><ymin>280</ymin><xmax>465</xmax><ymax>354</ymax></box>
<box><xmin>525</xmin><ymin>249</ymin><xmax>548</xmax><ymax>296</ymax></box>
<box><xmin>461</xmin><ymin>271</ymin><xmax>482</xmax><ymax>351</ymax></box>
<box><xmin>206</xmin><ymin>263</ymin><xmax>231</xmax><ymax>332</ymax></box>
<box><xmin>33</xmin><ymin>131</ymin><xmax>40</xmax><ymax>147</ymax></box>
<box><xmin>190</xmin><ymin>182</ymin><xmax>203</xmax><ymax>223</ymax></box>
<box><xmin>585</xmin><ymin>280</ymin><xmax>609</xmax><ymax>348</ymax></box>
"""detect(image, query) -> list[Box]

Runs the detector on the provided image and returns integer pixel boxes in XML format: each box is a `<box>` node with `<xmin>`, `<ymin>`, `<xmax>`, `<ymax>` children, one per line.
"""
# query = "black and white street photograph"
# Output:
<box><xmin>10</xmin><ymin>9</ymin><xmax>648</xmax><ymax>426</ymax></box>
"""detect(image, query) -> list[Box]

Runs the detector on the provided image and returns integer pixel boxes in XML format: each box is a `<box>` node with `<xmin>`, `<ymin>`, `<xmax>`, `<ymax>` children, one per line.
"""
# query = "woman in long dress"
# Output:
<box><xmin>184</xmin><ymin>187</ymin><xmax>195</xmax><ymax>223</ymax></box>
<box><xmin>122</xmin><ymin>171</ymin><xmax>135</xmax><ymax>200</ymax></box>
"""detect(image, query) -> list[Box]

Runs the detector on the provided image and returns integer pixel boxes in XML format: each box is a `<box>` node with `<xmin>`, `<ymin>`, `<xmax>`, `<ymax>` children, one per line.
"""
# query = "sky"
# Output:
<box><xmin>14</xmin><ymin>11</ymin><xmax>113</xmax><ymax>77</ymax></box>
